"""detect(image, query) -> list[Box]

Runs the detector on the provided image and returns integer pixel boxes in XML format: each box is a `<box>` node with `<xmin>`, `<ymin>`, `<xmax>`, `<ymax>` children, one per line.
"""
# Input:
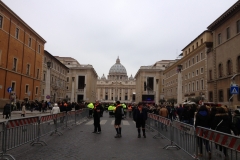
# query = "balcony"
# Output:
<box><xmin>142</xmin><ymin>90</ymin><xmax>155</xmax><ymax>95</ymax></box>
<box><xmin>76</xmin><ymin>89</ymin><xmax>84</xmax><ymax>93</ymax></box>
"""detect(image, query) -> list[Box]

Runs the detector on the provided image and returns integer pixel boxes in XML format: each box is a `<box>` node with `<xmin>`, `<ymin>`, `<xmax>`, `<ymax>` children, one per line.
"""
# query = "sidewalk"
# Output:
<box><xmin>0</xmin><ymin>110</ymin><xmax>51</xmax><ymax>123</ymax></box>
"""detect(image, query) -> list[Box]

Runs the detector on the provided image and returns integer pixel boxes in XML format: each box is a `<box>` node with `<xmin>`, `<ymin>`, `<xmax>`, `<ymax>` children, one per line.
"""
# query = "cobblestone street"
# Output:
<box><xmin>7</xmin><ymin>112</ymin><xmax>192</xmax><ymax>160</ymax></box>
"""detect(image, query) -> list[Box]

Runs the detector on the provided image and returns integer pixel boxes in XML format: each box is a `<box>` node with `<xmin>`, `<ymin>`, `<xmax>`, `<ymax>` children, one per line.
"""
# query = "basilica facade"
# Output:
<box><xmin>96</xmin><ymin>57</ymin><xmax>136</xmax><ymax>103</ymax></box>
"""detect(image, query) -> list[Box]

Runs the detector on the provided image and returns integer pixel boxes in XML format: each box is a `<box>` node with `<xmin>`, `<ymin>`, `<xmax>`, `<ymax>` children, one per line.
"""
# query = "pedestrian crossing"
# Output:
<box><xmin>85</xmin><ymin>119</ymin><xmax>135</xmax><ymax>126</ymax></box>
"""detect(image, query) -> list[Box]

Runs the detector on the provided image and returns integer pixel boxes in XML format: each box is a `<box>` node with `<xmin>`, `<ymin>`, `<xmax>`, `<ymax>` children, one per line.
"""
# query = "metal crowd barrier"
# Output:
<box><xmin>171</xmin><ymin>120</ymin><xmax>197</xmax><ymax>158</ymax></box>
<box><xmin>196</xmin><ymin>126</ymin><xmax>240</xmax><ymax>160</ymax></box>
<box><xmin>0</xmin><ymin>109</ymin><xmax>89</xmax><ymax>160</ymax></box>
<box><xmin>146</xmin><ymin>113</ymin><xmax>240</xmax><ymax>160</ymax></box>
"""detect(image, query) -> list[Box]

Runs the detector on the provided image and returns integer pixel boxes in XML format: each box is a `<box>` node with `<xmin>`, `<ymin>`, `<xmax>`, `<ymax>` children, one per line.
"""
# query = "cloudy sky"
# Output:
<box><xmin>2</xmin><ymin>0</ymin><xmax>238</xmax><ymax>78</ymax></box>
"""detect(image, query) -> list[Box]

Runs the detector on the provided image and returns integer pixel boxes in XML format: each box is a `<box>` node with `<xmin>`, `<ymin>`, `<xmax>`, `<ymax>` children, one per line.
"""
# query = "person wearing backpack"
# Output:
<box><xmin>232</xmin><ymin>110</ymin><xmax>240</xmax><ymax>136</ymax></box>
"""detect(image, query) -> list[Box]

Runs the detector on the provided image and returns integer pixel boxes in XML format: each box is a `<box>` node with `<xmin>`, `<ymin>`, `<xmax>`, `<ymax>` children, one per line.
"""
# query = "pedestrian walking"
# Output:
<box><xmin>159</xmin><ymin>105</ymin><xmax>168</xmax><ymax>131</ymax></box>
<box><xmin>128</xmin><ymin>104</ymin><xmax>132</xmax><ymax>118</ymax></box>
<box><xmin>92</xmin><ymin>100</ymin><xmax>102</xmax><ymax>134</ymax></box>
<box><xmin>212</xmin><ymin>106</ymin><xmax>232</xmax><ymax>158</ymax></box>
<box><xmin>195</xmin><ymin>105</ymin><xmax>211</xmax><ymax>158</ymax></box>
<box><xmin>133</xmin><ymin>102</ymin><xmax>148</xmax><ymax>138</ymax></box>
<box><xmin>114</xmin><ymin>101</ymin><xmax>123</xmax><ymax>138</ymax></box>
<box><xmin>21</xmin><ymin>103</ymin><xmax>26</xmax><ymax>117</ymax></box>
<box><xmin>3</xmin><ymin>103</ymin><xmax>11</xmax><ymax>119</ymax></box>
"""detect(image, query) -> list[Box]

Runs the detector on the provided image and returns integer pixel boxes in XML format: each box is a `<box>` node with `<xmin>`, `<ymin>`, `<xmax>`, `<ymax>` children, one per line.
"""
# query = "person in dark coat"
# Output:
<box><xmin>195</xmin><ymin>105</ymin><xmax>211</xmax><ymax>158</ymax></box>
<box><xmin>211</xmin><ymin>106</ymin><xmax>232</xmax><ymax>158</ymax></box>
<box><xmin>231</xmin><ymin>110</ymin><xmax>240</xmax><ymax>136</ymax></box>
<box><xmin>3</xmin><ymin>103</ymin><xmax>11</xmax><ymax>119</ymax></box>
<box><xmin>114</xmin><ymin>101</ymin><xmax>123</xmax><ymax>138</ymax></box>
<box><xmin>177</xmin><ymin>104</ymin><xmax>184</xmax><ymax>121</ymax></box>
<box><xmin>133</xmin><ymin>102</ymin><xmax>148</xmax><ymax>138</ymax></box>
<box><xmin>92</xmin><ymin>100</ymin><xmax>102</xmax><ymax>134</ymax></box>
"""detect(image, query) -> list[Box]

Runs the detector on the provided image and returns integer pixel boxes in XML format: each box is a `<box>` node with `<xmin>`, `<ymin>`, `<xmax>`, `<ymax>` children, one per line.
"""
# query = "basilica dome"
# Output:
<box><xmin>109</xmin><ymin>57</ymin><xmax>127</xmax><ymax>75</ymax></box>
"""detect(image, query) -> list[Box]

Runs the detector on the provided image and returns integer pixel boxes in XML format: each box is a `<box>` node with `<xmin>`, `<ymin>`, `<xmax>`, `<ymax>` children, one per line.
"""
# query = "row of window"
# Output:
<box><xmin>166</xmin><ymin>53</ymin><xmax>205</xmax><ymax>79</ymax></box>
<box><xmin>0</xmin><ymin>15</ymin><xmax>41</xmax><ymax>53</ymax></box>
<box><xmin>165</xmin><ymin>80</ymin><xmax>204</xmax><ymax>95</ymax></box>
<box><xmin>209</xmin><ymin>57</ymin><xmax>240</xmax><ymax>80</ymax></box>
<box><xmin>12</xmin><ymin>58</ymin><xmax>40</xmax><ymax>78</ymax></box>
<box><xmin>10</xmin><ymin>81</ymin><xmax>38</xmax><ymax>95</ymax></box>
<box><xmin>44</xmin><ymin>57</ymin><xmax>66</xmax><ymax>75</ymax></box>
<box><xmin>218</xmin><ymin>20</ymin><xmax>240</xmax><ymax>45</ymax></box>
<box><xmin>209</xmin><ymin>88</ymin><xmax>238</xmax><ymax>102</ymax></box>
<box><xmin>184</xmin><ymin>39</ymin><xmax>204</xmax><ymax>55</ymax></box>
<box><xmin>165</xmin><ymin>68</ymin><xmax>204</xmax><ymax>87</ymax></box>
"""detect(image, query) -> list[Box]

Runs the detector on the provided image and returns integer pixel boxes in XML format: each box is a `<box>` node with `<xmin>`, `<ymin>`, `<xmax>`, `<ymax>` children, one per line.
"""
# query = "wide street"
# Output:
<box><xmin>6</xmin><ymin>111</ymin><xmax>193</xmax><ymax>160</ymax></box>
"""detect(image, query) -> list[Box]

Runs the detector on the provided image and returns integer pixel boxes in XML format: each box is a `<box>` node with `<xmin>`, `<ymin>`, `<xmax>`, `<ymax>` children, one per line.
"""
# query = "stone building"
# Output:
<box><xmin>207</xmin><ymin>1</ymin><xmax>240</xmax><ymax>107</ymax></box>
<box><xmin>41</xmin><ymin>51</ymin><xmax>68</xmax><ymax>102</ymax></box>
<box><xmin>163</xmin><ymin>31</ymin><xmax>212</xmax><ymax>104</ymax></box>
<box><xmin>0</xmin><ymin>1</ymin><xmax>46</xmax><ymax>107</ymax></box>
<box><xmin>96</xmin><ymin>57</ymin><xmax>136</xmax><ymax>103</ymax></box>
<box><xmin>55</xmin><ymin>57</ymin><xmax>98</xmax><ymax>103</ymax></box>
<box><xmin>135</xmin><ymin>60</ymin><xmax>173</xmax><ymax>104</ymax></box>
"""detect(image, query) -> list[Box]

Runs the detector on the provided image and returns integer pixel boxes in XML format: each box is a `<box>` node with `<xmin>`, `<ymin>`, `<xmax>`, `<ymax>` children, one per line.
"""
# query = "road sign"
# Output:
<box><xmin>7</xmin><ymin>87</ymin><xmax>12</xmax><ymax>93</ymax></box>
<box><xmin>46</xmin><ymin>95</ymin><xmax>50</xmax><ymax>99</ymax></box>
<box><xmin>230</xmin><ymin>85</ymin><xmax>239</xmax><ymax>94</ymax></box>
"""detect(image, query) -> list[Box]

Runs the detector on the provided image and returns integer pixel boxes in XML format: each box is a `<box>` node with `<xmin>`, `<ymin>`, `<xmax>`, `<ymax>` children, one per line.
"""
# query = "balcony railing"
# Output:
<box><xmin>76</xmin><ymin>89</ymin><xmax>84</xmax><ymax>93</ymax></box>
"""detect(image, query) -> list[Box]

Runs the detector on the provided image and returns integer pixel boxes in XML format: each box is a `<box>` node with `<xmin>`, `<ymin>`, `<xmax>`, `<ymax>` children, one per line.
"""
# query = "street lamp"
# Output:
<box><xmin>47</xmin><ymin>61</ymin><xmax>51</xmax><ymax>69</ymax></box>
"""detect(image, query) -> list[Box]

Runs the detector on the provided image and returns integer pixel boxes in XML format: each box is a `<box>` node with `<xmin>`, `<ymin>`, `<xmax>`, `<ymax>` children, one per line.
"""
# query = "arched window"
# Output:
<box><xmin>237</xmin><ymin>56</ymin><xmax>240</xmax><ymax>72</ymax></box>
<box><xmin>218</xmin><ymin>63</ymin><xmax>223</xmax><ymax>78</ymax></box>
<box><xmin>227</xmin><ymin>60</ymin><xmax>232</xmax><ymax>75</ymax></box>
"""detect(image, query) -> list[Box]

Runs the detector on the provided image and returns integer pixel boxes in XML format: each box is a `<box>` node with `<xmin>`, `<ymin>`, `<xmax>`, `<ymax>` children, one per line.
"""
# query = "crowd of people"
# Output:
<box><xmin>2</xmin><ymin>100</ymin><xmax>87</xmax><ymax>119</ymax></box>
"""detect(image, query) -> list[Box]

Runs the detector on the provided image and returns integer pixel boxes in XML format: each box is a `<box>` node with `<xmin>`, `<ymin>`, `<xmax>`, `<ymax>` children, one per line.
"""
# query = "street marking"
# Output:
<box><xmin>111</xmin><ymin>120</ymin><xmax>114</xmax><ymax>125</ymax></box>
<box><xmin>122</xmin><ymin>120</ymin><xmax>130</xmax><ymax>125</ymax></box>
<box><xmin>85</xmin><ymin>120</ymin><xmax>93</xmax><ymax>125</ymax></box>
<box><xmin>85</xmin><ymin>120</ymin><xmax>132</xmax><ymax>125</ymax></box>
<box><xmin>100</xmin><ymin>120</ymin><xmax>107</xmax><ymax>125</ymax></box>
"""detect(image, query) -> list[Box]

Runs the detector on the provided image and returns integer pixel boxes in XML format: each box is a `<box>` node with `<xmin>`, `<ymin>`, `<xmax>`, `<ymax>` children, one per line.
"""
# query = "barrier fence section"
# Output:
<box><xmin>147</xmin><ymin>113</ymin><xmax>240</xmax><ymax>160</ymax></box>
<box><xmin>196</xmin><ymin>126</ymin><xmax>240</xmax><ymax>160</ymax></box>
<box><xmin>171</xmin><ymin>120</ymin><xmax>197</xmax><ymax>159</ymax></box>
<box><xmin>0</xmin><ymin>109</ymin><xmax>89</xmax><ymax>160</ymax></box>
<box><xmin>0</xmin><ymin>122</ymin><xmax>5</xmax><ymax>155</ymax></box>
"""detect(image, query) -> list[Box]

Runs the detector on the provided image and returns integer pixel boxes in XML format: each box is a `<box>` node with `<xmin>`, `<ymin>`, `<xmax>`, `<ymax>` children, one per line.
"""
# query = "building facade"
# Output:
<box><xmin>163</xmin><ymin>31</ymin><xmax>212</xmax><ymax>104</ymax></box>
<box><xmin>96</xmin><ymin>57</ymin><xmax>136</xmax><ymax>103</ymax></box>
<box><xmin>135</xmin><ymin>60</ymin><xmax>172</xmax><ymax>104</ymax></box>
<box><xmin>41</xmin><ymin>51</ymin><xmax>68</xmax><ymax>102</ymax></box>
<box><xmin>0</xmin><ymin>1</ymin><xmax>46</xmax><ymax>107</ymax></box>
<box><xmin>56</xmin><ymin>57</ymin><xmax>98</xmax><ymax>103</ymax></box>
<box><xmin>207</xmin><ymin>1</ymin><xmax>240</xmax><ymax>107</ymax></box>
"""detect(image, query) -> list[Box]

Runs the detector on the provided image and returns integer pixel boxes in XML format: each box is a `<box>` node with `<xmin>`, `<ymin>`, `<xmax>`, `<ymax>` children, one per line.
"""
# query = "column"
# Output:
<box><xmin>155</xmin><ymin>79</ymin><xmax>159</xmax><ymax>105</ymax></box>
<box><xmin>71</xmin><ymin>77</ymin><xmax>75</xmax><ymax>102</ymax></box>
<box><xmin>177</xmin><ymin>65</ymin><xmax>183</xmax><ymax>105</ymax></box>
<box><xmin>128</xmin><ymin>89</ymin><xmax>130</xmax><ymax>102</ymax></box>
<box><xmin>44</xmin><ymin>62</ymin><xmax>51</xmax><ymax>102</ymax></box>
<box><xmin>109</xmin><ymin>88</ymin><xmax>112</xmax><ymax>100</ymax></box>
<box><xmin>103</xmin><ymin>88</ymin><xmax>105</xmax><ymax>101</ymax></box>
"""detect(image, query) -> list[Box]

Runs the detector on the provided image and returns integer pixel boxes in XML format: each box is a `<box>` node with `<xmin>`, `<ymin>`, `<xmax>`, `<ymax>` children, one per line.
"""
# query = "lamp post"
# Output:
<box><xmin>177</xmin><ymin>65</ymin><xmax>182</xmax><ymax>105</ymax></box>
<box><xmin>45</xmin><ymin>61</ymin><xmax>51</xmax><ymax>102</ymax></box>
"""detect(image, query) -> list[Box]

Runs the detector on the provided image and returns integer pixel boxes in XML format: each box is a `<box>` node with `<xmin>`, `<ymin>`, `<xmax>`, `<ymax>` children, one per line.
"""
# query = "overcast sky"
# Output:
<box><xmin>2</xmin><ymin>0</ymin><xmax>238</xmax><ymax>78</ymax></box>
